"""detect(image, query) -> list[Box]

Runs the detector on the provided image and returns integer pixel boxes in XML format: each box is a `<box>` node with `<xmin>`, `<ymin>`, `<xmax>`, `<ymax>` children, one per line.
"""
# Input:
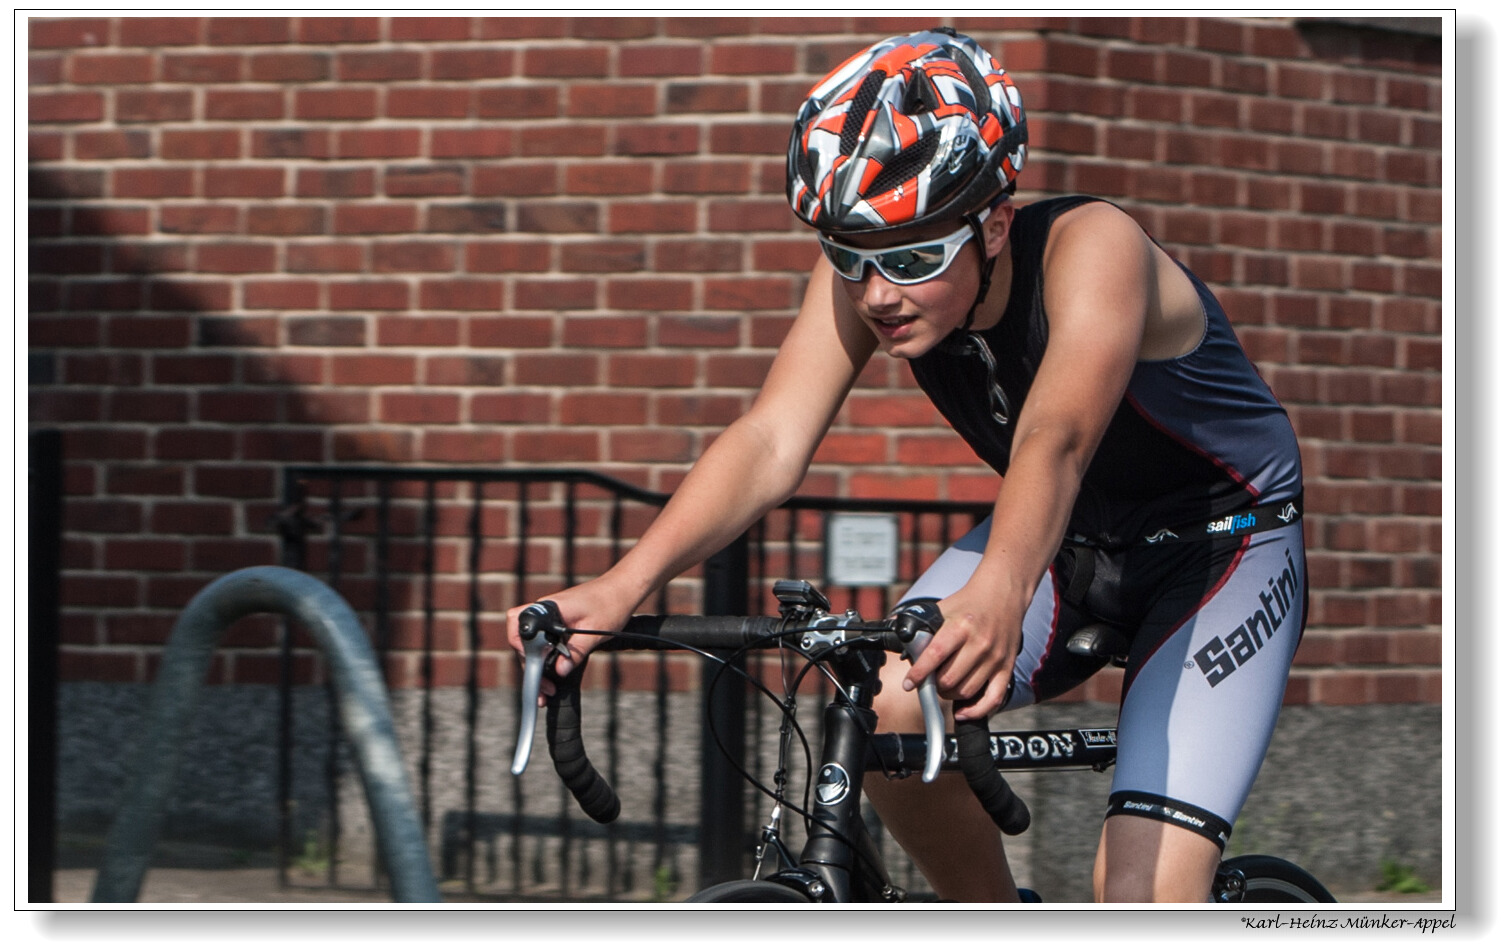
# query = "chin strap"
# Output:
<box><xmin>959</xmin><ymin>211</ymin><xmax>997</xmax><ymax>333</ymax></box>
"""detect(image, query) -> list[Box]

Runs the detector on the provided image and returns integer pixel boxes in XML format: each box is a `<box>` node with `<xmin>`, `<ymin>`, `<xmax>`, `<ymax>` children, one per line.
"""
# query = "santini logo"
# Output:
<box><xmin>1116</xmin><ymin>799</ymin><xmax>1228</xmax><ymax>844</ymax></box>
<box><xmin>1191</xmin><ymin>549</ymin><xmax>1300</xmax><ymax>688</ymax></box>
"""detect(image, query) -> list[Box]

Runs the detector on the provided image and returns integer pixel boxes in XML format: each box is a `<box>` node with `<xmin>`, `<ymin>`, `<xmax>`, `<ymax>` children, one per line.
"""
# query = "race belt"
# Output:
<box><xmin>1136</xmin><ymin>498</ymin><xmax>1302</xmax><ymax>545</ymax></box>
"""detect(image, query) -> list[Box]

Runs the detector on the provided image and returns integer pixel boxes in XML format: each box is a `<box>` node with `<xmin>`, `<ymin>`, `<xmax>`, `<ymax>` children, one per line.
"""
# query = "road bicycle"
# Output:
<box><xmin>510</xmin><ymin>579</ymin><xmax>1335</xmax><ymax>904</ymax></box>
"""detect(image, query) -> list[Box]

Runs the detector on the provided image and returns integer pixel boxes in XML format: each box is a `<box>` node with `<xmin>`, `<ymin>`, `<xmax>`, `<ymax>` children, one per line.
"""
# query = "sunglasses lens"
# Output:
<box><xmin>820</xmin><ymin>242</ymin><xmax>866</xmax><ymax>279</ymax></box>
<box><xmin>877</xmin><ymin>245</ymin><xmax>947</xmax><ymax>282</ymax></box>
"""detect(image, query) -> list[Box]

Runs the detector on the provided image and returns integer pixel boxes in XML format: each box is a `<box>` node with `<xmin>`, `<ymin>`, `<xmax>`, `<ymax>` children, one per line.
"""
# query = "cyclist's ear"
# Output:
<box><xmin>983</xmin><ymin>203</ymin><xmax>1014</xmax><ymax>258</ymax></box>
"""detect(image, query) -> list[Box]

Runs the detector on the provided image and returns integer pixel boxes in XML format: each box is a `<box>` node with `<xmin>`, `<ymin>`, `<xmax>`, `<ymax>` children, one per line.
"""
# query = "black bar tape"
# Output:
<box><xmin>545</xmin><ymin>662</ymin><xmax>621</xmax><ymax>824</ymax></box>
<box><xmin>954</xmin><ymin>715</ymin><xmax>1031</xmax><ymax>836</ymax></box>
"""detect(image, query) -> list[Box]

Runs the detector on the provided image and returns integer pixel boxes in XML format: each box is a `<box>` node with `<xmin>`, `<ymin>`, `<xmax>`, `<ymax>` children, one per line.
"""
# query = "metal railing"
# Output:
<box><xmin>276</xmin><ymin>464</ymin><xmax>990</xmax><ymax>901</ymax></box>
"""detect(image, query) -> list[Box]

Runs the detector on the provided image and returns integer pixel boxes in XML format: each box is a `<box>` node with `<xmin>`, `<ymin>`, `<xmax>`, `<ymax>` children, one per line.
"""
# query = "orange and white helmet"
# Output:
<box><xmin>787</xmin><ymin>27</ymin><xmax>1028</xmax><ymax>236</ymax></box>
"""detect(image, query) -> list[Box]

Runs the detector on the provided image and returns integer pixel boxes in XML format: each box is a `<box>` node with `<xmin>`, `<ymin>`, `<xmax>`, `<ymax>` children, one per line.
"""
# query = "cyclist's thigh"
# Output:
<box><xmin>889</xmin><ymin>517</ymin><xmax>1096</xmax><ymax>717</ymax></box>
<box><xmin>1109</xmin><ymin>523</ymin><xmax>1306</xmax><ymax>843</ymax></box>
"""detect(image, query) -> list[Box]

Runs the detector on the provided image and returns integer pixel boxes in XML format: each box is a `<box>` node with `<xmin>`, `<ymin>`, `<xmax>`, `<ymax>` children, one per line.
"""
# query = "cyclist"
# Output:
<box><xmin>507</xmin><ymin>27</ymin><xmax>1306</xmax><ymax>902</ymax></box>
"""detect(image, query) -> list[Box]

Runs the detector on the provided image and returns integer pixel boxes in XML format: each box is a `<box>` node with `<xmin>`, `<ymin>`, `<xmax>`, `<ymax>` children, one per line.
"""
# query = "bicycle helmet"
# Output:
<box><xmin>787</xmin><ymin>27</ymin><xmax>1028</xmax><ymax>237</ymax></box>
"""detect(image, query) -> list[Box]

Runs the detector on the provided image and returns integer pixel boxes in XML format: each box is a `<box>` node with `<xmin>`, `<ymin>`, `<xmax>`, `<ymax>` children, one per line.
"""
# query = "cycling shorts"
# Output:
<box><xmin>898</xmin><ymin>515</ymin><xmax>1307</xmax><ymax>850</ymax></box>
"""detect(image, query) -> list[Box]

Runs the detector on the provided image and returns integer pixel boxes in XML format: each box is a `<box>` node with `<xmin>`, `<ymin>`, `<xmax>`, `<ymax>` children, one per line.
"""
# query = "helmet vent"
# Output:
<box><xmin>948</xmin><ymin>47</ymin><xmax>992</xmax><ymax>122</ymax></box>
<box><xmin>838</xmin><ymin>69</ymin><xmax>886</xmax><ymax>157</ymax></box>
<box><xmin>861</xmin><ymin>129</ymin><xmax>939</xmax><ymax>199</ymax></box>
<box><xmin>901</xmin><ymin>67</ymin><xmax>940</xmax><ymax>115</ymax></box>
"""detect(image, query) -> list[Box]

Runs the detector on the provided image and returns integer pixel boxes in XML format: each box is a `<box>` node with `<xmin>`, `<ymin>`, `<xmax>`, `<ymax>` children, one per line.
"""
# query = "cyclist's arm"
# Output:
<box><xmin>507</xmin><ymin>257</ymin><xmax>877</xmax><ymax>667</ymax></box>
<box><xmin>906</xmin><ymin>203</ymin><xmax>1155</xmax><ymax>716</ymax></box>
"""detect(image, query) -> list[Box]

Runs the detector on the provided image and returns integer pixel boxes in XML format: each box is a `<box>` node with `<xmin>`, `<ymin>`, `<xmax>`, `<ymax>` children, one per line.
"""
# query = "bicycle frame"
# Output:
<box><xmin>742</xmin><ymin>635</ymin><xmax>1119</xmax><ymax>903</ymax></box>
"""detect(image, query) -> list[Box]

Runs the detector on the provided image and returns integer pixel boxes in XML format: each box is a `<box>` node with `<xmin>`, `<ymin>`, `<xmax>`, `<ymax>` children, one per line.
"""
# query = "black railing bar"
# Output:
<box><xmin>284</xmin><ymin>465</ymin><xmax>991</xmax><ymax>518</ymax></box>
<box><xmin>284</xmin><ymin>465</ymin><xmax>670</xmax><ymax>507</ymax></box>
<box><xmin>651</xmin><ymin>585</ymin><xmax>671</xmax><ymax>888</ymax></box>
<box><xmin>371</xmin><ymin>480</ymin><xmax>392</xmax><ymax>891</ymax></box>
<box><xmin>463</xmin><ymin>480</ymin><xmax>485</xmax><ymax>893</ymax></box>
<box><xmin>274</xmin><ymin>471</ymin><xmax>306</xmax><ymax>890</ymax></box>
<box><xmin>419</xmin><ymin>480</ymin><xmax>437</xmax><ymax>839</ymax></box>
<box><xmin>560</xmin><ymin>482</ymin><xmax>578</xmax><ymax>897</ymax></box>
<box><xmin>510</xmin><ymin>479</ymin><xmax>530</xmax><ymax>898</ymax></box>
<box><xmin>608</xmin><ymin>494</ymin><xmax>626</xmax><ymax>898</ymax></box>
<box><xmin>324</xmin><ymin>482</ymin><xmax>345</xmax><ymax>888</ymax></box>
<box><xmin>607</xmin><ymin>650</ymin><xmax>622</xmax><ymax>898</ymax></box>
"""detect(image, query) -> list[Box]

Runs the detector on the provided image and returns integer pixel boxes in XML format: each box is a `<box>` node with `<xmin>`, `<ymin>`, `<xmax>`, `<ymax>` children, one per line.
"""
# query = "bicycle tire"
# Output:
<box><xmin>685</xmin><ymin>880</ymin><xmax>812</xmax><ymax>903</ymax></box>
<box><xmin>1220</xmin><ymin>855</ymin><xmax>1336</xmax><ymax>903</ymax></box>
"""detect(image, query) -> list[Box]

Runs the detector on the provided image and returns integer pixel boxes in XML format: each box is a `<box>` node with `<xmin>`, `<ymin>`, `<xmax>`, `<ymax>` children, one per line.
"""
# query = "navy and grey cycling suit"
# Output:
<box><xmin>902</xmin><ymin>195</ymin><xmax>1306</xmax><ymax>849</ymax></box>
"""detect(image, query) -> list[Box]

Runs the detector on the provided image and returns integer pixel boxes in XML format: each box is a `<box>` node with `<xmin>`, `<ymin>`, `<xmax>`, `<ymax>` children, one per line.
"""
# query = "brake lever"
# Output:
<box><xmin>510</xmin><ymin>601</ymin><xmax>565</xmax><ymax>776</ymax></box>
<box><xmin>893</xmin><ymin>601</ymin><xmax>947</xmax><ymax>783</ymax></box>
<box><xmin>904</xmin><ymin>632</ymin><xmax>946</xmax><ymax>783</ymax></box>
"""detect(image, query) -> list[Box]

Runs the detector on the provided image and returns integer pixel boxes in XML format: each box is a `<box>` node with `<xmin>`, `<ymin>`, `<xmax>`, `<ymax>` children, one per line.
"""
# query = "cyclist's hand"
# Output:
<box><xmin>505</xmin><ymin>579</ymin><xmax>633</xmax><ymax>704</ymax></box>
<box><xmin>902</xmin><ymin>584</ymin><xmax>1022</xmax><ymax>721</ymax></box>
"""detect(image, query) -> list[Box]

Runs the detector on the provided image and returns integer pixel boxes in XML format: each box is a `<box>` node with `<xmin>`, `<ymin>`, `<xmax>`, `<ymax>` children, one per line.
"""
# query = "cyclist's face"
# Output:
<box><xmin>836</xmin><ymin>204</ymin><xmax>1012</xmax><ymax>359</ymax></box>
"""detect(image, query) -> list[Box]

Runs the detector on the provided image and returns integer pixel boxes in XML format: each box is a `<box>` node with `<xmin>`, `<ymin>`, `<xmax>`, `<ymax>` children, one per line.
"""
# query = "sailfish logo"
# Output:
<box><xmin>1277</xmin><ymin>502</ymin><xmax>1298</xmax><ymax>523</ymax></box>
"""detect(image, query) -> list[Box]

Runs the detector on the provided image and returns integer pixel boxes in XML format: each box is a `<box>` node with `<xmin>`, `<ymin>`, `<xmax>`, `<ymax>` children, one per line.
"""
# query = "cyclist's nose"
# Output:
<box><xmin>859</xmin><ymin>264</ymin><xmax>904</xmax><ymax>308</ymax></box>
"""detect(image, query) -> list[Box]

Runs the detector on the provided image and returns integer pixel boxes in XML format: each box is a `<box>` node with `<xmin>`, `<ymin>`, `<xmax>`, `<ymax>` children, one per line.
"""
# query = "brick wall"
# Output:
<box><xmin>27</xmin><ymin>16</ymin><xmax>1442</xmax><ymax>704</ymax></box>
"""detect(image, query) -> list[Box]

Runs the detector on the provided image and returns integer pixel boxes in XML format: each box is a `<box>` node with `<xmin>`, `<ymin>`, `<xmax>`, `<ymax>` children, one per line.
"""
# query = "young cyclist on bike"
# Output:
<box><xmin>507</xmin><ymin>27</ymin><xmax>1306</xmax><ymax>902</ymax></box>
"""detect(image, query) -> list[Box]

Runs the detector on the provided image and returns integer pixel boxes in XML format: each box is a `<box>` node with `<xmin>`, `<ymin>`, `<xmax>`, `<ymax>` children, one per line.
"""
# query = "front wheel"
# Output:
<box><xmin>685</xmin><ymin>879</ymin><xmax>812</xmax><ymax>903</ymax></box>
<box><xmin>1217</xmin><ymin>854</ymin><xmax>1336</xmax><ymax>903</ymax></box>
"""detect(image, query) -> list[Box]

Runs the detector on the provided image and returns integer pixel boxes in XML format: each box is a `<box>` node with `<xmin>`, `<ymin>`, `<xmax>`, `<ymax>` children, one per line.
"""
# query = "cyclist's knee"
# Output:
<box><xmin>1094</xmin><ymin>815</ymin><xmax>1221</xmax><ymax>902</ymax></box>
<box><xmin>872</xmin><ymin>656</ymin><xmax>924</xmax><ymax>731</ymax></box>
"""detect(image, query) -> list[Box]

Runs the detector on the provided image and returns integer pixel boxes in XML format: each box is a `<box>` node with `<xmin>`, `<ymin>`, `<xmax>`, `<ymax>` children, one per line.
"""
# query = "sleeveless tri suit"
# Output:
<box><xmin>901</xmin><ymin>195</ymin><xmax>1306</xmax><ymax>848</ymax></box>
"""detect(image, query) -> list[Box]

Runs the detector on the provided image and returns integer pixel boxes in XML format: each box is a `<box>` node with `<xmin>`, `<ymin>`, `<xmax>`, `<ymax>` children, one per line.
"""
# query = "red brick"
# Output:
<box><xmin>334</xmin><ymin>203</ymin><xmax>419</xmax><ymax>235</ymax></box>
<box><xmin>30</xmin><ymin>18</ymin><xmax>113</xmax><ymax>49</ymax></box>
<box><xmin>387</xmin><ymin>85</ymin><xmax>471</xmax><ymax>119</ymax></box>
<box><xmin>160</xmin><ymin>128</ymin><xmax>242</xmax><ymax>161</ymax></box>
<box><xmin>328</xmin><ymin>280</ymin><xmax>410</xmax><ymax>311</ymax></box>
<box><xmin>29</xmin><ymin>91</ymin><xmax>105</xmax><ymax>123</ymax></box>
<box><xmin>419</xmin><ymin>279</ymin><xmax>504</xmax><ymax>311</ymax></box>
<box><xmin>252</xmin><ymin>128</ymin><xmax>332</xmax><ymax>160</ymax></box>
<box><xmin>203</xmin><ymin>166</ymin><xmax>285</xmax><ymax>198</ymax></box>
<box><xmin>286</xmin><ymin>242</ymin><xmax>364</xmax><ymax>273</ymax></box>
<box><xmin>68</xmin><ymin>51</ymin><xmax>154</xmax><ymax>85</ymax></box>
<box><xmin>522</xmin><ymin>45</ymin><xmax>609</xmax><ymax>78</ymax></box>
<box><xmin>298</xmin><ymin>17</ymin><xmax>380</xmax><ymax>44</ymax></box>
<box><xmin>376</xmin><ymin>315</ymin><xmax>462</xmax><ymax>347</ymax></box>
<box><xmin>161</xmin><ymin>51</ymin><xmax>242</xmax><ymax>83</ymax></box>
<box><xmin>336</xmin><ymin>127</ymin><xmax>423</xmax><ymax>158</ymax></box>
<box><xmin>372</xmin><ymin>240</ymin><xmax>456</xmax><ymax>273</ymax></box>
<box><xmin>285</xmin><ymin>314</ymin><xmax>364</xmax><ymax>345</ymax></box>
<box><xmin>295</xmin><ymin>87</ymin><xmax>378</xmax><ymax>121</ymax></box>
<box><xmin>204</xmin><ymin>89</ymin><xmax>285</xmax><ymax>121</ymax></box>
<box><xmin>295</xmin><ymin>167</ymin><xmax>375</xmax><ymax>199</ymax></box>
<box><xmin>431</xmin><ymin>127</ymin><xmax>516</xmax><ymax>159</ymax></box>
<box><xmin>331</xmin><ymin>354</ymin><xmax>419</xmax><ymax>386</ymax></box>
<box><xmin>207</xmin><ymin>17</ymin><xmax>292</xmax><ymax>45</ymax></box>
<box><xmin>379</xmin><ymin>392</ymin><xmax>462</xmax><ymax>424</ymax></box>
<box><xmin>425</xmin><ymin>355</ymin><xmax>505</xmax><ymax>387</ymax></box>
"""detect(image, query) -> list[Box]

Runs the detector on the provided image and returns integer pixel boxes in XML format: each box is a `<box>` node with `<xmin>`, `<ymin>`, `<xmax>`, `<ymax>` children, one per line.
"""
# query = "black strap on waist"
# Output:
<box><xmin>1136</xmin><ymin>498</ymin><xmax>1302</xmax><ymax>546</ymax></box>
<box><xmin>1066</xmin><ymin>498</ymin><xmax>1303</xmax><ymax>551</ymax></box>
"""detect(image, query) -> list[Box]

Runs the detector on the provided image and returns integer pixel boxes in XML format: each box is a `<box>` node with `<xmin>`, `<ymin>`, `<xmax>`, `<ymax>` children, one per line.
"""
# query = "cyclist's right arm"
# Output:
<box><xmin>506</xmin><ymin>258</ymin><xmax>877</xmax><ymax>684</ymax></box>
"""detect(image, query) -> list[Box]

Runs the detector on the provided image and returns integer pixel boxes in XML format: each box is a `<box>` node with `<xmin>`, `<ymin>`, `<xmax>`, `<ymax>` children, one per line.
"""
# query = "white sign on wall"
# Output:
<box><xmin>825</xmin><ymin>513</ymin><xmax>899</xmax><ymax>587</ymax></box>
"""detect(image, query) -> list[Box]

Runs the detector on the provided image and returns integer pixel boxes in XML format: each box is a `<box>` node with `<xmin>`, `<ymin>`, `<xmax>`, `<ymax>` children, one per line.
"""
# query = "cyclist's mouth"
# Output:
<box><xmin>872</xmin><ymin>315</ymin><xmax>917</xmax><ymax>339</ymax></box>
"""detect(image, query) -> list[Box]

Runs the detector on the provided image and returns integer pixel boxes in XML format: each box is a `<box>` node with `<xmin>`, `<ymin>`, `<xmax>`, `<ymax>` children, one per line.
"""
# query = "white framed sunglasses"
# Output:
<box><xmin>817</xmin><ymin>208</ymin><xmax>990</xmax><ymax>285</ymax></box>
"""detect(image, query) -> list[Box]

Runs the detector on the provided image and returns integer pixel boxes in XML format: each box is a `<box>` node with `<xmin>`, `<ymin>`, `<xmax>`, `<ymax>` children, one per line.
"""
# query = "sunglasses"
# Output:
<box><xmin>817</xmin><ymin>209</ymin><xmax>989</xmax><ymax>285</ymax></box>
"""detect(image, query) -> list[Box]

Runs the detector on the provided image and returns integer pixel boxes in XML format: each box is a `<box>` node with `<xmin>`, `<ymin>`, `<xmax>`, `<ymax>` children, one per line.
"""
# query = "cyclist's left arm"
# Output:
<box><xmin>905</xmin><ymin>203</ymin><xmax>1157</xmax><ymax>717</ymax></box>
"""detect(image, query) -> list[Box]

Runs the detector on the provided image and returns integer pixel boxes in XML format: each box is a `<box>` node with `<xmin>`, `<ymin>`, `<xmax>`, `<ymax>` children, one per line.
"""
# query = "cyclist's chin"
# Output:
<box><xmin>874</xmin><ymin>323</ymin><xmax>949</xmax><ymax>360</ymax></box>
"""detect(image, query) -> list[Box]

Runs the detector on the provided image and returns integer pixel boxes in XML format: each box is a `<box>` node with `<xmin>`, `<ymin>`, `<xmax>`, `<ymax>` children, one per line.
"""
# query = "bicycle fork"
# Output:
<box><xmin>766</xmin><ymin>694</ymin><xmax>902</xmax><ymax>903</ymax></box>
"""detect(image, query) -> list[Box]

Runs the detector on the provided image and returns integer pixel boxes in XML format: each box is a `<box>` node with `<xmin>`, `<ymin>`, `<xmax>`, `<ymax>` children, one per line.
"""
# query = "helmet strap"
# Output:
<box><xmin>959</xmin><ymin>211</ymin><xmax>997</xmax><ymax>333</ymax></box>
